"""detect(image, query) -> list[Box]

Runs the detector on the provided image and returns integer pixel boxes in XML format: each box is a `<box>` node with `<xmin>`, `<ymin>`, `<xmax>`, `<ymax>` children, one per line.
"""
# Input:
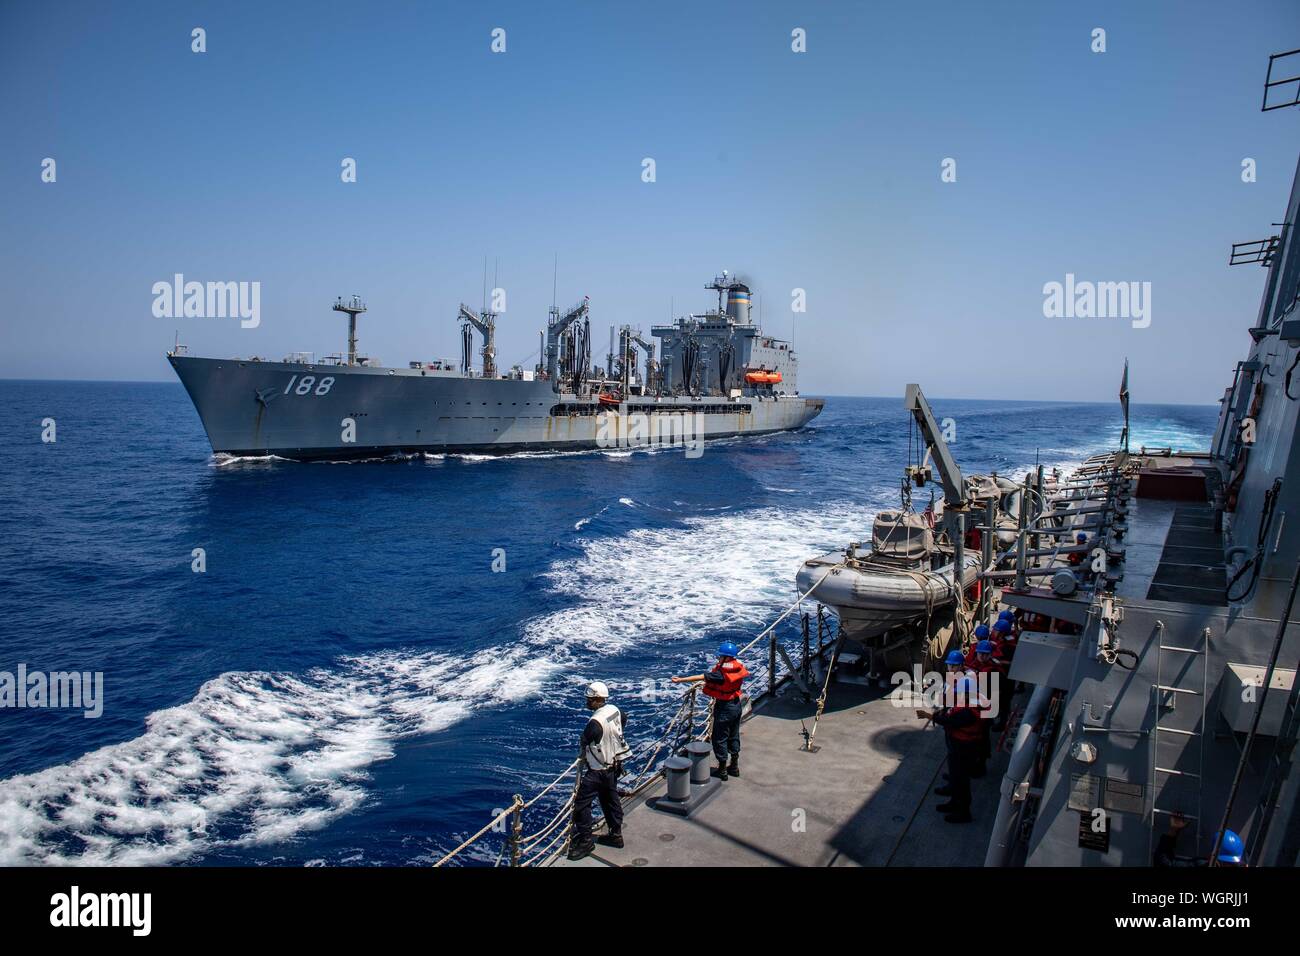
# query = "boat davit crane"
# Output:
<box><xmin>904</xmin><ymin>383</ymin><xmax>967</xmax><ymax>519</ymax></box>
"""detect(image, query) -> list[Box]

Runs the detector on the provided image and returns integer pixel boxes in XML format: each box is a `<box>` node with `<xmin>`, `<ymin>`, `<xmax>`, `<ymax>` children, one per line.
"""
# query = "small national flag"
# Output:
<box><xmin>1119</xmin><ymin>360</ymin><xmax>1130</xmax><ymax>450</ymax></box>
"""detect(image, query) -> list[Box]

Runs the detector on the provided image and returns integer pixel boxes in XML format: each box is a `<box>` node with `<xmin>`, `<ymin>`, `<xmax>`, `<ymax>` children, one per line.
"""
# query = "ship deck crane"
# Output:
<box><xmin>458</xmin><ymin>304</ymin><xmax>497</xmax><ymax>379</ymax></box>
<box><xmin>621</xmin><ymin>327</ymin><xmax>658</xmax><ymax>395</ymax></box>
<box><xmin>545</xmin><ymin>297</ymin><xmax>589</xmax><ymax>388</ymax></box>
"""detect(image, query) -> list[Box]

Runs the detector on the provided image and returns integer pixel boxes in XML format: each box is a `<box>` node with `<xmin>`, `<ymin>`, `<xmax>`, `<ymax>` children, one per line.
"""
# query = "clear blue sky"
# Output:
<box><xmin>1</xmin><ymin>0</ymin><xmax>1297</xmax><ymax>402</ymax></box>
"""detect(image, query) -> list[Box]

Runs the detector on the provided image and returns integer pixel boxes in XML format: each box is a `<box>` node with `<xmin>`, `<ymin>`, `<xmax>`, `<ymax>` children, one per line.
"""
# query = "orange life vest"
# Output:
<box><xmin>946</xmin><ymin>702</ymin><xmax>985</xmax><ymax>742</ymax></box>
<box><xmin>702</xmin><ymin>659</ymin><xmax>749</xmax><ymax>701</ymax></box>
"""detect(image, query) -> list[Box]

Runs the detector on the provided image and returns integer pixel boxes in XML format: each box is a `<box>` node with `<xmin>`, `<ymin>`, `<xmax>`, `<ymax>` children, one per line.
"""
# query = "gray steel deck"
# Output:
<box><xmin>556</xmin><ymin>680</ymin><xmax>1010</xmax><ymax>867</ymax></box>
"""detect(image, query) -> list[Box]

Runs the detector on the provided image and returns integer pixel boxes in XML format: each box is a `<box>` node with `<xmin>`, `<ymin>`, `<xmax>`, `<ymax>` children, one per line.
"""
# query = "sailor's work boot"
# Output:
<box><xmin>717</xmin><ymin>761</ymin><xmax>729</xmax><ymax>781</ymax></box>
<box><xmin>596</xmin><ymin>831</ymin><xmax>624</xmax><ymax>849</ymax></box>
<box><xmin>567</xmin><ymin>839</ymin><xmax>596</xmax><ymax>861</ymax></box>
<box><xmin>728</xmin><ymin>756</ymin><xmax>740</xmax><ymax>778</ymax></box>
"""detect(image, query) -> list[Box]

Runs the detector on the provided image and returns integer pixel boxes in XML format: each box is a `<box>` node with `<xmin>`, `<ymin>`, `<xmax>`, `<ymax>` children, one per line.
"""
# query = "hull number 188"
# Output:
<box><xmin>284</xmin><ymin>375</ymin><xmax>335</xmax><ymax>396</ymax></box>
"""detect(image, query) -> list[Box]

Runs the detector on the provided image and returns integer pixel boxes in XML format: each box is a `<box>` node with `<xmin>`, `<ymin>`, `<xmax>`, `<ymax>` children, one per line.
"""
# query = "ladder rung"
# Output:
<box><xmin>1156</xmin><ymin>727</ymin><xmax>1200</xmax><ymax>737</ymax></box>
<box><xmin>1158</xmin><ymin>646</ymin><xmax>1203</xmax><ymax>654</ymax></box>
<box><xmin>1155</xmin><ymin>686</ymin><xmax>1202</xmax><ymax>695</ymax></box>
<box><xmin>1151</xmin><ymin>808</ymin><xmax>1200</xmax><ymax>820</ymax></box>
<box><xmin>1155</xmin><ymin>767</ymin><xmax>1201</xmax><ymax>778</ymax></box>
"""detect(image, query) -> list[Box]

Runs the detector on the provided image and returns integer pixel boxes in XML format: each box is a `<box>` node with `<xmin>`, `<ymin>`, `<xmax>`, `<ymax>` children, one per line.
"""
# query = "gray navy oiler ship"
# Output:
<box><xmin>168</xmin><ymin>272</ymin><xmax>823</xmax><ymax>460</ymax></box>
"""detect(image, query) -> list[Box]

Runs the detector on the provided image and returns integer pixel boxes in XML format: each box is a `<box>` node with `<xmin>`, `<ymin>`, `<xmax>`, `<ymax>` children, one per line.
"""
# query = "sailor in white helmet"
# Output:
<box><xmin>568</xmin><ymin>680</ymin><xmax>632</xmax><ymax>860</ymax></box>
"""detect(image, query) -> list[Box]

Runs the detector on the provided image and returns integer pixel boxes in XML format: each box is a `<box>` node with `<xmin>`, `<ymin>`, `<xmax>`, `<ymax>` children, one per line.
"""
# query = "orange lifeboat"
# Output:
<box><xmin>597</xmin><ymin>392</ymin><xmax>622</xmax><ymax>406</ymax></box>
<box><xmin>744</xmin><ymin>370</ymin><xmax>782</xmax><ymax>384</ymax></box>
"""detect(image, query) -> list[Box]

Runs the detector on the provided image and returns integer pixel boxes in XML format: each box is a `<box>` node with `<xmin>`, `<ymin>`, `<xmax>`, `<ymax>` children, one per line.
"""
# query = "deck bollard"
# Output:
<box><xmin>665</xmin><ymin>755</ymin><xmax>692</xmax><ymax>801</ymax></box>
<box><xmin>685</xmin><ymin>740</ymin><xmax>713</xmax><ymax>784</ymax></box>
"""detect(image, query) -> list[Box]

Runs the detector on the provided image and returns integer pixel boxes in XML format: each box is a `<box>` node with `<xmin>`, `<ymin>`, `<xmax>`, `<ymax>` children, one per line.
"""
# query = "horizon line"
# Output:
<box><xmin>0</xmin><ymin>376</ymin><xmax>1222</xmax><ymax>408</ymax></box>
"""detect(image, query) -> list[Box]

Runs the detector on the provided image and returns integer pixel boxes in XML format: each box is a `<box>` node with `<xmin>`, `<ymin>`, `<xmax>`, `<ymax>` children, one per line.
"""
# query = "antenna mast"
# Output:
<box><xmin>332</xmin><ymin>295</ymin><xmax>368</xmax><ymax>366</ymax></box>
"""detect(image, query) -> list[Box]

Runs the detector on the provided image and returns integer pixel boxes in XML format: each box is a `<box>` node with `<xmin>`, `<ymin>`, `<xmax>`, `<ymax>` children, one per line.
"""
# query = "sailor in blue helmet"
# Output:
<box><xmin>1068</xmin><ymin>531</ymin><xmax>1089</xmax><ymax>566</ymax></box>
<box><xmin>964</xmin><ymin>628</ymin><xmax>994</xmax><ymax>667</ymax></box>
<box><xmin>916</xmin><ymin>666</ymin><xmax>984</xmax><ymax>824</ymax></box>
<box><xmin>941</xmin><ymin>648</ymin><xmax>968</xmax><ymax>677</ymax></box>
<box><xmin>672</xmin><ymin>641</ymin><xmax>750</xmax><ymax>781</ymax></box>
<box><xmin>1154</xmin><ymin>812</ymin><xmax>1248</xmax><ymax>866</ymax></box>
<box><xmin>991</xmin><ymin>616</ymin><xmax>1016</xmax><ymax>657</ymax></box>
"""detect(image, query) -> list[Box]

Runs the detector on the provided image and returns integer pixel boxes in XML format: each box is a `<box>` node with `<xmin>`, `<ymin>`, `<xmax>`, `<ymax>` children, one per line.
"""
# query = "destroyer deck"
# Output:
<box><xmin>555</xmin><ymin>680</ymin><xmax>1008</xmax><ymax>868</ymax></box>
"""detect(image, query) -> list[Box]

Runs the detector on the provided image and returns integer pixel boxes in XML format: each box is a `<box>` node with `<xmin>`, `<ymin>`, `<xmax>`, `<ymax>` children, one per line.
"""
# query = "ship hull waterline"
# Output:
<box><xmin>169</xmin><ymin>355</ymin><xmax>825</xmax><ymax>460</ymax></box>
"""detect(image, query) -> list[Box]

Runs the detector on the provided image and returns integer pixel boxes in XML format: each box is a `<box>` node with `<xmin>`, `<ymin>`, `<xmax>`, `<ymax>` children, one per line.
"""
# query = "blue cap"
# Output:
<box><xmin>998</xmin><ymin>609</ymin><xmax>1014</xmax><ymax>621</ymax></box>
<box><xmin>976</xmin><ymin>640</ymin><xmax>994</xmax><ymax>654</ymax></box>
<box><xmin>974</xmin><ymin>624</ymin><xmax>991</xmax><ymax>638</ymax></box>
<box><xmin>1217</xmin><ymin>829</ymin><xmax>1244</xmax><ymax>864</ymax></box>
<box><xmin>993</xmin><ymin>619</ymin><xmax>1011</xmax><ymax>633</ymax></box>
<box><xmin>1076</xmin><ymin>532</ymin><xmax>1088</xmax><ymax>542</ymax></box>
<box><xmin>944</xmin><ymin>650</ymin><xmax>965</xmax><ymax>666</ymax></box>
<box><xmin>718</xmin><ymin>641</ymin><xmax>739</xmax><ymax>658</ymax></box>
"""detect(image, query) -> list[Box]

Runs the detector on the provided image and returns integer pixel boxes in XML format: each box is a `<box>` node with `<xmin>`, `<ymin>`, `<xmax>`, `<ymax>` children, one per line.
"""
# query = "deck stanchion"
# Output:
<box><xmin>1015</xmin><ymin>472</ymin><xmax>1030</xmax><ymax>590</ymax></box>
<box><xmin>802</xmin><ymin>613</ymin><xmax>812</xmax><ymax>685</ymax></box>
<box><xmin>1033</xmin><ymin>465</ymin><xmax>1045</xmax><ymax>551</ymax></box>
<box><xmin>953</xmin><ymin>510</ymin><xmax>965</xmax><ymax>645</ymax></box>
<box><xmin>508</xmin><ymin>794</ymin><xmax>523</xmax><ymax>868</ymax></box>
<box><xmin>769</xmin><ymin>632</ymin><xmax>778</xmax><ymax>698</ymax></box>
<box><xmin>981</xmin><ymin>498</ymin><xmax>996</xmax><ymax>620</ymax></box>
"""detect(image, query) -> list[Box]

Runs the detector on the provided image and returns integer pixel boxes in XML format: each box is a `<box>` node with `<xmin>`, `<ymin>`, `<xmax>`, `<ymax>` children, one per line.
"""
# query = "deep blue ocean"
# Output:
<box><xmin>0</xmin><ymin>381</ymin><xmax>1217</xmax><ymax>865</ymax></box>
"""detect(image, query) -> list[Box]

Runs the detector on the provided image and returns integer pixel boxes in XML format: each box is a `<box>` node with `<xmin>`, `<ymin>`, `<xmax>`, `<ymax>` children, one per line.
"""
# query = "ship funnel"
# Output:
<box><xmin>726</xmin><ymin>283</ymin><xmax>751</xmax><ymax>324</ymax></box>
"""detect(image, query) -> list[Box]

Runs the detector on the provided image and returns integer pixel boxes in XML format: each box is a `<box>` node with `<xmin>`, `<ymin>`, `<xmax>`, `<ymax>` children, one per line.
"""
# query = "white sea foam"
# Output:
<box><xmin>210</xmin><ymin>453</ymin><xmax>295</xmax><ymax>467</ymax></box>
<box><xmin>0</xmin><ymin>648</ymin><xmax>558</xmax><ymax>866</ymax></box>
<box><xmin>1126</xmin><ymin>421</ymin><xmax>1212</xmax><ymax>452</ymax></box>
<box><xmin>0</xmin><ymin>498</ymin><xmax>876</xmax><ymax>866</ymax></box>
<box><xmin>523</xmin><ymin>501</ymin><xmax>869</xmax><ymax>649</ymax></box>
